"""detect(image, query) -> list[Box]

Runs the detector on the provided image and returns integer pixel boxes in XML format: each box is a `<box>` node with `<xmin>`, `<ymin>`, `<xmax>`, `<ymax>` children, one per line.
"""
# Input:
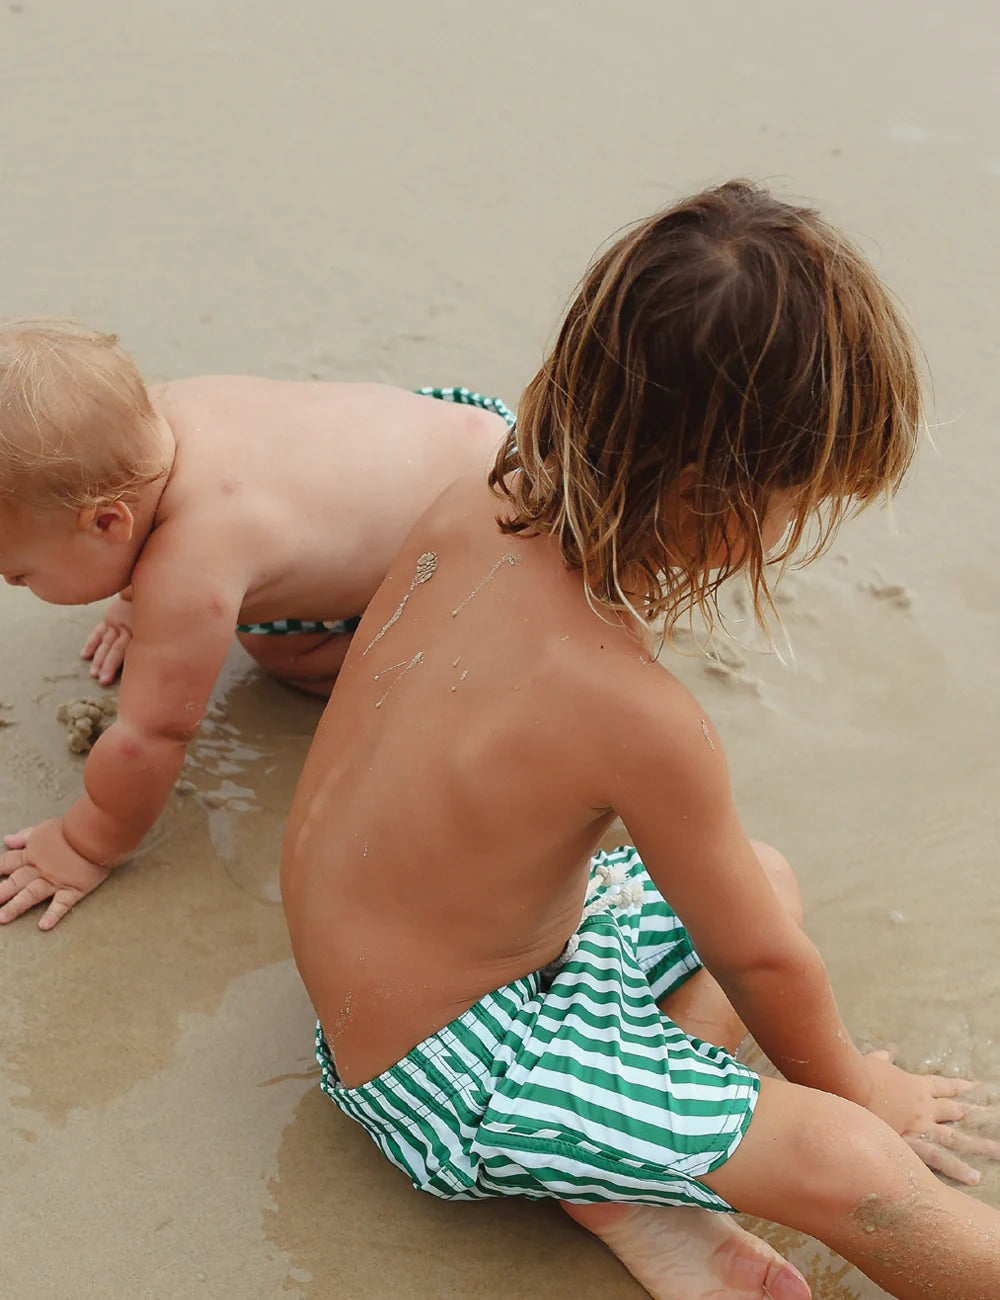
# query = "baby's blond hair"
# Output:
<box><xmin>0</xmin><ymin>319</ymin><xmax>167</xmax><ymax>511</ymax></box>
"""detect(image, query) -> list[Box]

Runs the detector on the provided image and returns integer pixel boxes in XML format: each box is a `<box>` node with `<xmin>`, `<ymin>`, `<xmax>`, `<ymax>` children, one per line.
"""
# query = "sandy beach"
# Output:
<box><xmin>2</xmin><ymin>2</ymin><xmax>998</xmax><ymax>1296</ymax></box>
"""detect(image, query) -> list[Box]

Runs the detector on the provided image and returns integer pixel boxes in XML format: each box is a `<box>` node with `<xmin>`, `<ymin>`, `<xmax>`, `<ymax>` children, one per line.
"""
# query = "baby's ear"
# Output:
<box><xmin>77</xmin><ymin>500</ymin><xmax>135</xmax><ymax>544</ymax></box>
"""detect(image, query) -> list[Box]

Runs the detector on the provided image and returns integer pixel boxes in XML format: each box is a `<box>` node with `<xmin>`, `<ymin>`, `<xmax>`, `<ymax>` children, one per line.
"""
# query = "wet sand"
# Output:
<box><xmin>2</xmin><ymin>2</ymin><xmax>998</xmax><ymax>1296</ymax></box>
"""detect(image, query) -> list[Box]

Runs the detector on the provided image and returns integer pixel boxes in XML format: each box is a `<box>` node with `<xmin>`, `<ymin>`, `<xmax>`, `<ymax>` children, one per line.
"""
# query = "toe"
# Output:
<box><xmin>720</xmin><ymin>1235</ymin><xmax>811</xmax><ymax>1299</ymax></box>
<box><xmin>763</xmin><ymin>1257</ymin><xmax>811</xmax><ymax>1299</ymax></box>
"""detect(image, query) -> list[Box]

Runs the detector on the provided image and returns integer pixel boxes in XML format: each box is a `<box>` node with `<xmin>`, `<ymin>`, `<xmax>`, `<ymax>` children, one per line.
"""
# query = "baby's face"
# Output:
<box><xmin>0</xmin><ymin>501</ymin><xmax>132</xmax><ymax>605</ymax></box>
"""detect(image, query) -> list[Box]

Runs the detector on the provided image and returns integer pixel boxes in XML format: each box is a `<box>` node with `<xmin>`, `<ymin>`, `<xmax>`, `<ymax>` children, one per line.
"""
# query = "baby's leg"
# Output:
<box><xmin>703</xmin><ymin>1076</ymin><xmax>1000</xmax><ymax>1299</ymax></box>
<box><xmin>236</xmin><ymin>628</ymin><xmax>353</xmax><ymax>697</ymax></box>
<box><xmin>562</xmin><ymin>842</ymin><xmax>812</xmax><ymax>1299</ymax></box>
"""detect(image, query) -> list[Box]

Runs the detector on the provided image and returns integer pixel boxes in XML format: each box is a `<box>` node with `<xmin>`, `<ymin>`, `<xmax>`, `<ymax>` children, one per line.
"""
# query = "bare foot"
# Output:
<box><xmin>561</xmin><ymin>1201</ymin><xmax>810</xmax><ymax>1299</ymax></box>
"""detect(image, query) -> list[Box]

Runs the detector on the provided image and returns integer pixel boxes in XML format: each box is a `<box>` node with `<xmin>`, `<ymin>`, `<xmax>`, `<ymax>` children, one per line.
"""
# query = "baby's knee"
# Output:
<box><xmin>749</xmin><ymin>840</ymin><xmax>803</xmax><ymax>926</ymax></box>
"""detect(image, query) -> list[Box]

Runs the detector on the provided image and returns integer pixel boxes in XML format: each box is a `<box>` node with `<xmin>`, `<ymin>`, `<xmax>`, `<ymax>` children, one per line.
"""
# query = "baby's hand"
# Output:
<box><xmin>0</xmin><ymin>820</ymin><xmax>110</xmax><ymax>931</ymax></box>
<box><xmin>81</xmin><ymin>594</ymin><xmax>133</xmax><ymax>685</ymax></box>
<box><xmin>863</xmin><ymin>1049</ymin><xmax>1000</xmax><ymax>1185</ymax></box>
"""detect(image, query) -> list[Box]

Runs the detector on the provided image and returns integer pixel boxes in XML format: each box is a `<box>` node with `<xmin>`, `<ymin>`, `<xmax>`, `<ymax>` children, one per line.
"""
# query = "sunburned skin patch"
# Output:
<box><xmin>700</xmin><ymin>718</ymin><xmax>716</xmax><ymax>751</ymax></box>
<box><xmin>451</xmin><ymin>552</ymin><xmax>521</xmax><ymax>617</ymax></box>
<box><xmin>362</xmin><ymin>551</ymin><xmax>439</xmax><ymax>657</ymax></box>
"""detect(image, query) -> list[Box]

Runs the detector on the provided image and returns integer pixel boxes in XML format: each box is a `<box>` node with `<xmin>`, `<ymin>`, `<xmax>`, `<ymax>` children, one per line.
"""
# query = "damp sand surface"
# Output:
<box><xmin>2</xmin><ymin>2</ymin><xmax>999</xmax><ymax>1296</ymax></box>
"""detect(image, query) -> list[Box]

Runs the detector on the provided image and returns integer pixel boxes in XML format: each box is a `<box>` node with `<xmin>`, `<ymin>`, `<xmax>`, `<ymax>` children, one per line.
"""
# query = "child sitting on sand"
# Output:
<box><xmin>0</xmin><ymin>324</ymin><xmax>512</xmax><ymax>930</ymax></box>
<box><xmin>281</xmin><ymin>181</ymin><xmax>1000</xmax><ymax>1300</ymax></box>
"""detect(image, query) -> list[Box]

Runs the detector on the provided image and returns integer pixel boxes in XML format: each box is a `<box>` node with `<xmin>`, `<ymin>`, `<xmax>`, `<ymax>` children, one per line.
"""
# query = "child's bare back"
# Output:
<box><xmin>0</xmin><ymin>322</ymin><xmax>510</xmax><ymax>930</ymax></box>
<box><xmin>284</xmin><ymin>470</ymin><xmax>639</xmax><ymax>1083</ymax></box>
<box><xmin>281</xmin><ymin>183</ymin><xmax>1000</xmax><ymax>1300</ymax></box>
<box><xmin>283</xmin><ymin>467</ymin><xmax>790</xmax><ymax>1087</ymax></box>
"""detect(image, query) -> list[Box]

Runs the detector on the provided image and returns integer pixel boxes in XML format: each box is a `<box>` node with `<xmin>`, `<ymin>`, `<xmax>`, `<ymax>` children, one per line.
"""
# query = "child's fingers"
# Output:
<box><xmin>959</xmin><ymin>1103</ymin><xmax>1000</xmax><ymax>1134</ymax></box>
<box><xmin>933</xmin><ymin>1098</ymin><xmax>970</xmax><ymax>1124</ymax></box>
<box><xmin>0</xmin><ymin>865</ymin><xmax>29</xmax><ymax>904</ymax></box>
<box><xmin>90</xmin><ymin>628</ymin><xmax>118</xmax><ymax>677</ymax></box>
<box><xmin>928</xmin><ymin>1123</ymin><xmax>1000</xmax><ymax>1160</ymax></box>
<box><xmin>38</xmin><ymin>888</ymin><xmax>82</xmax><ymax>931</ymax></box>
<box><xmin>80</xmin><ymin>622</ymin><xmax>107</xmax><ymax>660</ymax></box>
<box><xmin>3</xmin><ymin>829</ymin><xmax>31</xmax><ymax>850</ymax></box>
<box><xmin>905</xmin><ymin>1136</ymin><xmax>981</xmax><ymax>1186</ymax></box>
<box><xmin>930</xmin><ymin>1076</ymin><xmax>978</xmax><ymax>1098</ymax></box>
<box><xmin>98</xmin><ymin>633</ymin><xmax>129</xmax><ymax>685</ymax></box>
<box><xmin>0</xmin><ymin>872</ymin><xmax>54</xmax><ymax>924</ymax></box>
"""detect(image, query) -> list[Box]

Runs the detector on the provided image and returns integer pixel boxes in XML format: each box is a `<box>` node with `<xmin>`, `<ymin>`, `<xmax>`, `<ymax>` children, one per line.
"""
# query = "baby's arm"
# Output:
<box><xmin>0</xmin><ymin>531</ymin><xmax>245</xmax><ymax>929</ymax></box>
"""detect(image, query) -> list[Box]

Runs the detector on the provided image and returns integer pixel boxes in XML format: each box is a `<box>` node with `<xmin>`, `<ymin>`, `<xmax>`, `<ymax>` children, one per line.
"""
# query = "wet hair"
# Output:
<box><xmin>0</xmin><ymin>319</ymin><xmax>167</xmax><ymax>511</ymax></box>
<box><xmin>489</xmin><ymin>180</ymin><xmax>923</xmax><ymax>633</ymax></box>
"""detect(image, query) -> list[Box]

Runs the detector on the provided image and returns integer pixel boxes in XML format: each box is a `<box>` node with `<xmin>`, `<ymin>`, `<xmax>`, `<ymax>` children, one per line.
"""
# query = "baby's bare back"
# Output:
<box><xmin>281</xmin><ymin>473</ymin><xmax>655</xmax><ymax>1086</ymax></box>
<box><xmin>155</xmin><ymin>377</ymin><xmax>508</xmax><ymax>623</ymax></box>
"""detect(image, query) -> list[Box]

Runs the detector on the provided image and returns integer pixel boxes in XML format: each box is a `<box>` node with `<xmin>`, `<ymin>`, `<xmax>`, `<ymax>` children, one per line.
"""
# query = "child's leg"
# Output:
<box><xmin>703</xmin><ymin>1077</ymin><xmax>1000</xmax><ymax>1299</ymax></box>
<box><xmin>568</xmin><ymin>842</ymin><xmax>999</xmax><ymax>1298</ymax></box>
<box><xmin>562</xmin><ymin>842</ymin><xmax>812</xmax><ymax>1299</ymax></box>
<box><xmin>236</xmin><ymin>628</ymin><xmax>354</xmax><ymax>697</ymax></box>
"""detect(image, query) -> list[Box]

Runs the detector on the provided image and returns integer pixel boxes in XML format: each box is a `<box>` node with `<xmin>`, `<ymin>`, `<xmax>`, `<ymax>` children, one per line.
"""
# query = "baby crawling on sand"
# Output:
<box><xmin>0</xmin><ymin>320</ymin><xmax>511</xmax><ymax>929</ymax></box>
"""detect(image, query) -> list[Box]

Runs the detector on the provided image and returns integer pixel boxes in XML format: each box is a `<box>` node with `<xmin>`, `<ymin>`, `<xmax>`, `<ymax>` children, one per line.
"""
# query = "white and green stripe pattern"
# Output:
<box><xmin>236</xmin><ymin>615</ymin><xmax>361</xmax><ymax>636</ymax></box>
<box><xmin>316</xmin><ymin>847</ymin><xmax>759</xmax><ymax>1211</ymax></box>
<box><xmin>238</xmin><ymin>385</ymin><xmax>515</xmax><ymax>636</ymax></box>
<box><xmin>414</xmin><ymin>385</ymin><xmax>516</xmax><ymax>430</ymax></box>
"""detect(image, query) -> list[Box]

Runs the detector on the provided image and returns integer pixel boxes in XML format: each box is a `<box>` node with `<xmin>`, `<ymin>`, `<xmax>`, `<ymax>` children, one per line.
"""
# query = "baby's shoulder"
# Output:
<box><xmin>154</xmin><ymin>372</ymin><xmax>279</xmax><ymax>415</ymax></box>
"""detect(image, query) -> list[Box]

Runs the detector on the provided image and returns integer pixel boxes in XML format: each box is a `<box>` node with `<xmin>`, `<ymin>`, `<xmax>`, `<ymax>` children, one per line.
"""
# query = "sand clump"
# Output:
<box><xmin>57</xmin><ymin>697</ymin><xmax>118</xmax><ymax>753</ymax></box>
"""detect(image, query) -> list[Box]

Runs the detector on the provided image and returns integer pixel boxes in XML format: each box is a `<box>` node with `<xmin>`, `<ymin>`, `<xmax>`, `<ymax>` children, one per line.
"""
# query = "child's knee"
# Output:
<box><xmin>749</xmin><ymin>840</ymin><xmax>803</xmax><ymax>926</ymax></box>
<box><xmin>710</xmin><ymin>1081</ymin><xmax>919</xmax><ymax>1239</ymax></box>
<box><xmin>794</xmin><ymin>1097</ymin><xmax>913</xmax><ymax>1218</ymax></box>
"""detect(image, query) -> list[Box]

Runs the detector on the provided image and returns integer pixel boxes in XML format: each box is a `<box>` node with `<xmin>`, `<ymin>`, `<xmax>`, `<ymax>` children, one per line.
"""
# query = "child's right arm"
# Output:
<box><xmin>609</xmin><ymin>678</ymin><xmax>975</xmax><ymax>1145</ymax></box>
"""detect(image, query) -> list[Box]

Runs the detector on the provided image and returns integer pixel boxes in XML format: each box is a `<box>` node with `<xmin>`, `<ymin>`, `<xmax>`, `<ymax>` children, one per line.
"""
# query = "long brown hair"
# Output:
<box><xmin>489</xmin><ymin>180</ymin><xmax>923</xmax><ymax>632</ymax></box>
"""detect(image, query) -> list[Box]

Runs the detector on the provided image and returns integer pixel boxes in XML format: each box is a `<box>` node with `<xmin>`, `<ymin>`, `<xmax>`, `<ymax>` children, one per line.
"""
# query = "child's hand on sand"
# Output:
<box><xmin>863</xmin><ymin>1049</ymin><xmax>1000</xmax><ymax>1184</ymax></box>
<box><xmin>81</xmin><ymin>593</ymin><xmax>133</xmax><ymax>685</ymax></box>
<box><xmin>0</xmin><ymin>819</ymin><xmax>110</xmax><ymax>930</ymax></box>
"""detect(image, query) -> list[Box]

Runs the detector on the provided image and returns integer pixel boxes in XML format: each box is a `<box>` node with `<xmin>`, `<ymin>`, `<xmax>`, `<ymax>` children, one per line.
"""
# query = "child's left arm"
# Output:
<box><xmin>0</xmin><ymin>534</ymin><xmax>246</xmax><ymax>930</ymax></box>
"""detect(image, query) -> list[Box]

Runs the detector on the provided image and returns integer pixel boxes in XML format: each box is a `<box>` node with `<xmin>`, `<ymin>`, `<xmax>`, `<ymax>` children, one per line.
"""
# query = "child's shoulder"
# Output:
<box><xmin>552</xmin><ymin>618</ymin><xmax>712</xmax><ymax>748</ymax></box>
<box><xmin>596</xmin><ymin>636</ymin><xmax>709</xmax><ymax>731</ymax></box>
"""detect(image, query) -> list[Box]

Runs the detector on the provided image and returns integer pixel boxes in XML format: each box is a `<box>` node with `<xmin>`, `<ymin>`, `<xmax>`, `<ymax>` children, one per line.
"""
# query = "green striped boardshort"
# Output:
<box><xmin>237</xmin><ymin>385</ymin><xmax>515</xmax><ymax>636</ymax></box>
<box><xmin>316</xmin><ymin>846</ymin><xmax>759</xmax><ymax>1211</ymax></box>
